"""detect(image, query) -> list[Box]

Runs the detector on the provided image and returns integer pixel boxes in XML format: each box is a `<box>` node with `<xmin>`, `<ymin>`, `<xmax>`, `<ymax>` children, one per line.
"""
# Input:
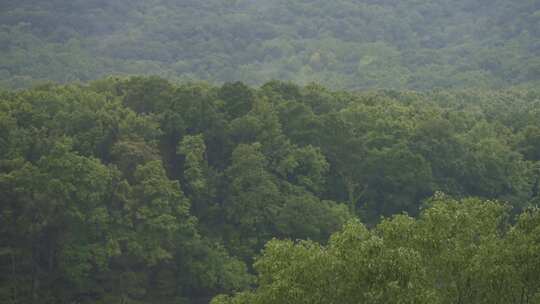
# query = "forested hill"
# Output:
<box><xmin>1</xmin><ymin>0</ymin><xmax>539</xmax><ymax>89</ymax></box>
<box><xmin>1</xmin><ymin>77</ymin><xmax>540</xmax><ymax>303</ymax></box>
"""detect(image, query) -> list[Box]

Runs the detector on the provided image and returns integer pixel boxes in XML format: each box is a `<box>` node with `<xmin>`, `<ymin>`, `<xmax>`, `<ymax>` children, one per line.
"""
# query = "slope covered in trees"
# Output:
<box><xmin>1</xmin><ymin>77</ymin><xmax>539</xmax><ymax>303</ymax></box>
<box><xmin>1</xmin><ymin>0</ymin><xmax>539</xmax><ymax>89</ymax></box>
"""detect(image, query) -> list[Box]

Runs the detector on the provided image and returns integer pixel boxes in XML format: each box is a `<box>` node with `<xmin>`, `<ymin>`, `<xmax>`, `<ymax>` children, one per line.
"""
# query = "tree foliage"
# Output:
<box><xmin>1</xmin><ymin>0</ymin><xmax>539</xmax><ymax>89</ymax></box>
<box><xmin>214</xmin><ymin>196</ymin><xmax>540</xmax><ymax>304</ymax></box>
<box><xmin>0</xmin><ymin>78</ymin><xmax>539</xmax><ymax>303</ymax></box>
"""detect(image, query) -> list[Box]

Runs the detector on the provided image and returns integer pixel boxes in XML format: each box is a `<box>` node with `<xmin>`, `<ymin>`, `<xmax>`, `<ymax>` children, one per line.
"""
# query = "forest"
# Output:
<box><xmin>0</xmin><ymin>0</ymin><xmax>539</xmax><ymax>90</ymax></box>
<box><xmin>1</xmin><ymin>77</ymin><xmax>539</xmax><ymax>303</ymax></box>
<box><xmin>1</xmin><ymin>0</ymin><xmax>540</xmax><ymax>303</ymax></box>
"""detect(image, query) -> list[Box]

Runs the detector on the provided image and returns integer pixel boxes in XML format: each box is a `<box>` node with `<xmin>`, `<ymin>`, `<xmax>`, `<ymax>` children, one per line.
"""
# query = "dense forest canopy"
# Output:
<box><xmin>1</xmin><ymin>77</ymin><xmax>540</xmax><ymax>303</ymax></box>
<box><xmin>2</xmin><ymin>0</ymin><xmax>540</xmax><ymax>303</ymax></box>
<box><xmin>0</xmin><ymin>0</ymin><xmax>539</xmax><ymax>89</ymax></box>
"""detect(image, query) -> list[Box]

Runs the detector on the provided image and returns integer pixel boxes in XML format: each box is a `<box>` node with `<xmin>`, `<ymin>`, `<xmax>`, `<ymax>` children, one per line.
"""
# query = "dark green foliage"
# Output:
<box><xmin>1</xmin><ymin>77</ymin><xmax>539</xmax><ymax>303</ymax></box>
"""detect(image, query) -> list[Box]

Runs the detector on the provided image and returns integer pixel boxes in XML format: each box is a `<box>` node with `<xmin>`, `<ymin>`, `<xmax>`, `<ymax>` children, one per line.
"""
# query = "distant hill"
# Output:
<box><xmin>0</xmin><ymin>0</ymin><xmax>539</xmax><ymax>89</ymax></box>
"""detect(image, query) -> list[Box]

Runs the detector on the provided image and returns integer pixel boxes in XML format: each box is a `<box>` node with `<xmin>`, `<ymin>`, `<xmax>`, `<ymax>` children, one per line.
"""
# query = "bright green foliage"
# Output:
<box><xmin>215</xmin><ymin>196</ymin><xmax>540</xmax><ymax>304</ymax></box>
<box><xmin>504</xmin><ymin>208</ymin><xmax>540</xmax><ymax>303</ymax></box>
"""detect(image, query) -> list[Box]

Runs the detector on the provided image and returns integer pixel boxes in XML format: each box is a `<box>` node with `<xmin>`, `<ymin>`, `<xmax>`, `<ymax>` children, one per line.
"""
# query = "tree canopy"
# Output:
<box><xmin>1</xmin><ymin>77</ymin><xmax>539</xmax><ymax>303</ymax></box>
<box><xmin>0</xmin><ymin>0</ymin><xmax>539</xmax><ymax>89</ymax></box>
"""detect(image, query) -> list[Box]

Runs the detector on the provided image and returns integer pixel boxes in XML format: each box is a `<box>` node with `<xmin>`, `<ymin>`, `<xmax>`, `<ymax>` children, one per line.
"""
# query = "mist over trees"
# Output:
<box><xmin>1</xmin><ymin>1</ymin><xmax>540</xmax><ymax>304</ymax></box>
<box><xmin>0</xmin><ymin>0</ymin><xmax>539</xmax><ymax>89</ymax></box>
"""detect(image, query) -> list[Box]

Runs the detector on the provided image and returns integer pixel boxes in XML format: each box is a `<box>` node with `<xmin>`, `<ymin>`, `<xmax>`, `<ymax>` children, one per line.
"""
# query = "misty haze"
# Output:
<box><xmin>1</xmin><ymin>1</ymin><xmax>540</xmax><ymax>304</ymax></box>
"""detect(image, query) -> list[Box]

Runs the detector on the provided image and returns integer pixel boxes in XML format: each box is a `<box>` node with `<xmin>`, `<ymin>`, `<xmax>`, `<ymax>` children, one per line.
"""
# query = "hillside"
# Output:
<box><xmin>1</xmin><ymin>0</ymin><xmax>539</xmax><ymax>89</ymax></box>
<box><xmin>2</xmin><ymin>1</ymin><xmax>540</xmax><ymax>302</ymax></box>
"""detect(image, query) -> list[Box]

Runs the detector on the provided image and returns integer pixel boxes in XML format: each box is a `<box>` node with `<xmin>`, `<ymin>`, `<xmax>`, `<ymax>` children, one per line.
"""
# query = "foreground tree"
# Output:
<box><xmin>213</xmin><ymin>195</ymin><xmax>540</xmax><ymax>304</ymax></box>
